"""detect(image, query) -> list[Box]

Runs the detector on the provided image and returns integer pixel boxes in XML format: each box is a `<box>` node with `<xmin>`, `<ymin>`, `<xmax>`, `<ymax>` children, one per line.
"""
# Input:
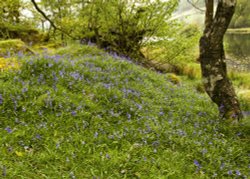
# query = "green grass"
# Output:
<box><xmin>0</xmin><ymin>45</ymin><xmax>249</xmax><ymax>178</ymax></box>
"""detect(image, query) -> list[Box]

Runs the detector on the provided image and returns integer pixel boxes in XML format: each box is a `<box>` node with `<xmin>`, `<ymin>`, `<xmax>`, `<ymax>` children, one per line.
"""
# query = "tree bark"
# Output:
<box><xmin>199</xmin><ymin>0</ymin><xmax>243</xmax><ymax>120</ymax></box>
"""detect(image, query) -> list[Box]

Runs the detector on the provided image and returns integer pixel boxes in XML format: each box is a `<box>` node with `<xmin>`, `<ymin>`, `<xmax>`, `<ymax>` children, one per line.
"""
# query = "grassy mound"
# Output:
<box><xmin>0</xmin><ymin>45</ymin><xmax>249</xmax><ymax>178</ymax></box>
<box><xmin>0</xmin><ymin>39</ymin><xmax>34</xmax><ymax>57</ymax></box>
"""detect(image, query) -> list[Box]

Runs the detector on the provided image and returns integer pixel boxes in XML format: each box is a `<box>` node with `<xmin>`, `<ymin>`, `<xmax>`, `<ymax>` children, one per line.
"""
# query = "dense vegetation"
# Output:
<box><xmin>230</xmin><ymin>0</ymin><xmax>250</xmax><ymax>28</ymax></box>
<box><xmin>0</xmin><ymin>45</ymin><xmax>249</xmax><ymax>178</ymax></box>
<box><xmin>0</xmin><ymin>0</ymin><xmax>250</xmax><ymax>178</ymax></box>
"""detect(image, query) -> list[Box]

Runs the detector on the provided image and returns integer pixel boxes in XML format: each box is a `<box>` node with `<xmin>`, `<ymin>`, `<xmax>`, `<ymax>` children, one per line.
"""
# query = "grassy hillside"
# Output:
<box><xmin>0</xmin><ymin>44</ymin><xmax>249</xmax><ymax>178</ymax></box>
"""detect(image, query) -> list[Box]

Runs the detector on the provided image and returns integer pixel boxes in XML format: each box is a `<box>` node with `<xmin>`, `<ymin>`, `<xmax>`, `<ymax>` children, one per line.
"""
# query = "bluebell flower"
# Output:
<box><xmin>159</xmin><ymin>111</ymin><xmax>164</xmax><ymax>116</ymax></box>
<box><xmin>235</xmin><ymin>170</ymin><xmax>241</xmax><ymax>176</ymax></box>
<box><xmin>227</xmin><ymin>170</ymin><xmax>232</xmax><ymax>175</ymax></box>
<box><xmin>194</xmin><ymin>160</ymin><xmax>201</xmax><ymax>168</ymax></box>
<box><xmin>5</xmin><ymin>127</ymin><xmax>12</xmax><ymax>133</ymax></box>
<box><xmin>22</xmin><ymin>87</ymin><xmax>28</xmax><ymax>93</ymax></box>
<box><xmin>0</xmin><ymin>94</ymin><xmax>3</xmax><ymax>105</ymax></box>
<box><xmin>36</xmin><ymin>134</ymin><xmax>41</xmax><ymax>140</ymax></box>
<box><xmin>94</xmin><ymin>132</ymin><xmax>98</xmax><ymax>138</ymax></box>
<box><xmin>71</xmin><ymin>111</ymin><xmax>77</xmax><ymax>116</ymax></box>
<box><xmin>127</xmin><ymin>113</ymin><xmax>131</xmax><ymax>119</ymax></box>
<box><xmin>105</xmin><ymin>153</ymin><xmax>110</xmax><ymax>159</ymax></box>
<box><xmin>220</xmin><ymin>163</ymin><xmax>225</xmax><ymax>170</ymax></box>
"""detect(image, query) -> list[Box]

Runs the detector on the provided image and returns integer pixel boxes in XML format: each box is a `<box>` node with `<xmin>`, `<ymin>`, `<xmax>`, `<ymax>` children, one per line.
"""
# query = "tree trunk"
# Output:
<box><xmin>199</xmin><ymin>0</ymin><xmax>243</xmax><ymax>120</ymax></box>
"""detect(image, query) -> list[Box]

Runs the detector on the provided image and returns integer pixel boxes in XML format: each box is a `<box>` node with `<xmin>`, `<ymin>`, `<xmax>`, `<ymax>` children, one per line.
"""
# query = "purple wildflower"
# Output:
<box><xmin>228</xmin><ymin>170</ymin><xmax>233</xmax><ymax>175</ymax></box>
<box><xmin>56</xmin><ymin>143</ymin><xmax>60</xmax><ymax>149</ymax></box>
<box><xmin>219</xmin><ymin>104</ymin><xmax>225</xmax><ymax>113</ymax></box>
<box><xmin>235</xmin><ymin>170</ymin><xmax>241</xmax><ymax>176</ymax></box>
<box><xmin>0</xmin><ymin>94</ymin><xmax>3</xmax><ymax>105</ymax></box>
<box><xmin>94</xmin><ymin>132</ymin><xmax>98</xmax><ymax>138</ymax></box>
<box><xmin>127</xmin><ymin>113</ymin><xmax>131</xmax><ymax>120</ymax></box>
<box><xmin>106</xmin><ymin>153</ymin><xmax>110</xmax><ymax>159</ymax></box>
<box><xmin>35</xmin><ymin>134</ymin><xmax>41</xmax><ymax>140</ymax></box>
<box><xmin>159</xmin><ymin>111</ymin><xmax>164</xmax><ymax>116</ymax></box>
<box><xmin>220</xmin><ymin>163</ymin><xmax>225</xmax><ymax>170</ymax></box>
<box><xmin>22</xmin><ymin>87</ymin><xmax>28</xmax><ymax>93</ymax></box>
<box><xmin>5</xmin><ymin>127</ymin><xmax>12</xmax><ymax>133</ymax></box>
<box><xmin>71</xmin><ymin>111</ymin><xmax>77</xmax><ymax>116</ymax></box>
<box><xmin>194</xmin><ymin>160</ymin><xmax>201</xmax><ymax>168</ymax></box>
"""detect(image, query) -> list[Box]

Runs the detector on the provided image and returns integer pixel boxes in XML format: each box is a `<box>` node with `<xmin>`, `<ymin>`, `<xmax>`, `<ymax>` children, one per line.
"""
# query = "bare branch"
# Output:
<box><xmin>187</xmin><ymin>0</ymin><xmax>205</xmax><ymax>12</ymax></box>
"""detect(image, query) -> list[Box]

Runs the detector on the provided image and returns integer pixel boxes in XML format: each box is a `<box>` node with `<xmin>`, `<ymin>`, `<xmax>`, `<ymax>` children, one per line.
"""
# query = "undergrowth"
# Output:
<box><xmin>0</xmin><ymin>45</ymin><xmax>249</xmax><ymax>178</ymax></box>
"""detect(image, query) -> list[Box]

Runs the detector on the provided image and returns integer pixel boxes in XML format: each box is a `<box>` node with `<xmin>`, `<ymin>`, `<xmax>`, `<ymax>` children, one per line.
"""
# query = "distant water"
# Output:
<box><xmin>224</xmin><ymin>33</ymin><xmax>250</xmax><ymax>72</ymax></box>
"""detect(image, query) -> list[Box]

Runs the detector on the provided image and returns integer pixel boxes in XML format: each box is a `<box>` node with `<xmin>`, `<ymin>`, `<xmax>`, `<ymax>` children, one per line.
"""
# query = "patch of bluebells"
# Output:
<box><xmin>0</xmin><ymin>50</ymin><xmax>249</xmax><ymax>178</ymax></box>
<box><xmin>0</xmin><ymin>94</ymin><xmax>3</xmax><ymax>105</ymax></box>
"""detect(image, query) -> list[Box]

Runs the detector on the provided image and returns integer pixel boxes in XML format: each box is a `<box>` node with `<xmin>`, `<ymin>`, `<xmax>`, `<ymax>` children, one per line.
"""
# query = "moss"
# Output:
<box><xmin>195</xmin><ymin>82</ymin><xmax>205</xmax><ymax>93</ymax></box>
<box><xmin>0</xmin><ymin>23</ymin><xmax>44</xmax><ymax>43</ymax></box>
<box><xmin>0</xmin><ymin>57</ymin><xmax>20</xmax><ymax>71</ymax></box>
<box><xmin>0</xmin><ymin>39</ymin><xmax>25</xmax><ymax>49</ymax></box>
<box><xmin>0</xmin><ymin>39</ymin><xmax>34</xmax><ymax>57</ymax></box>
<box><xmin>166</xmin><ymin>73</ymin><xmax>181</xmax><ymax>85</ymax></box>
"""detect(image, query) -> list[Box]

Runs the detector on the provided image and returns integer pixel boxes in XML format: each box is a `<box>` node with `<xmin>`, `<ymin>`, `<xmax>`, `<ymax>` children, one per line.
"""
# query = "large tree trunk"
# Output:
<box><xmin>199</xmin><ymin>0</ymin><xmax>243</xmax><ymax>120</ymax></box>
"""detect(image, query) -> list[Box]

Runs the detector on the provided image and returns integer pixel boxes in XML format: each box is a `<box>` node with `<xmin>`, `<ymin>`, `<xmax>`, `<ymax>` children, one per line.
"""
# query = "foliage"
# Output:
<box><xmin>0</xmin><ymin>45</ymin><xmax>249</xmax><ymax>178</ymax></box>
<box><xmin>230</xmin><ymin>0</ymin><xmax>250</xmax><ymax>28</ymax></box>
<box><xmin>0</xmin><ymin>39</ymin><xmax>29</xmax><ymax>57</ymax></box>
<box><xmin>0</xmin><ymin>0</ymin><xmax>22</xmax><ymax>24</ymax></box>
<box><xmin>78</xmin><ymin>0</ymin><xmax>179</xmax><ymax>59</ymax></box>
<box><xmin>28</xmin><ymin>0</ymin><xmax>179</xmax><ymax>59</ymax></box>
<box><xmin>143</xmin><ymin>23</ymin><xmax>201</xmax><ymax>67</ymax></box>
<box><xmin>0</xmin><ymin>0</ymin><xmax>42</xmax><ymax>42</ymax></box>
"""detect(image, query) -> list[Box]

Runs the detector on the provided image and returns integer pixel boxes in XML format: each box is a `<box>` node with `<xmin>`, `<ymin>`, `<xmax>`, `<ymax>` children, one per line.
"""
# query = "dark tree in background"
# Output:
<box><xmin>199</xmin><ymin>0</ymin><xmax>243</xmax><ymax>120</ymax></box>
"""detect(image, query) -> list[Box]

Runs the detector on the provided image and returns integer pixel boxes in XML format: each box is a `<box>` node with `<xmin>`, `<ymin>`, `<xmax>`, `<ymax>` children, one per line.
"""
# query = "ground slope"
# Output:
<box><xmin>0</xmin><ymin>45</ymin><xmax>249</xmax><ymax>178</ymax></box>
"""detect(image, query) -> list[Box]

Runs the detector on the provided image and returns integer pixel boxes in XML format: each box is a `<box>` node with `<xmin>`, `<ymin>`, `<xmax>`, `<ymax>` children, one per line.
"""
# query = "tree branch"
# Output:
<box><xmin>187</xmin><ymin>0</ymin><xmax>205</xmax><ymax>12</ymax></box>
<box><xmin>204</xmin><ymin>0</ymin><xmax>214</xmax><ymax>33</ymax></box>
<box><xmin>31</xmin><ymin>0</ymin><xmax>75</xmax><ymax>39</ymax></box>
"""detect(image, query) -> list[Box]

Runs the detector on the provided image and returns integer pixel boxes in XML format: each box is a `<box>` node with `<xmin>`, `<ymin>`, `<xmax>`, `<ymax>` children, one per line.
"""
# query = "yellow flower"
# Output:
<box><xmin>15</xmin><ymin>151</ymin><xmax>24</xmax><ymax>157</ymax></box>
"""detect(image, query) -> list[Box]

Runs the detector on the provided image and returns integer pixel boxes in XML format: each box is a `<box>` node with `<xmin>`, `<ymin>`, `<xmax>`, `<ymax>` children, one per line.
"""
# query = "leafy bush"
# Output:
<box><xmin>0</xmin><ymin>23</ymin><xmax>46</xmax><ymax>43</ymax></box>
<box><xmin>79</xmin><ymin>0</ymin><xmax>179</xmax><ymax>59</ymax></box>
<box><xmin>143</xmin><ymin>23</ymin><xmax>201</xmax><ymax>66</ymax></box>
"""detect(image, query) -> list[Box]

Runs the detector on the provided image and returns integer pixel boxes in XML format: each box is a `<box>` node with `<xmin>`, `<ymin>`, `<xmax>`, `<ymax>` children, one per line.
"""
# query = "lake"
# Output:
<box><xmin>224</xmin><ymin>33</ymin><xmax>250</xmax><ymax>72</ymax></box>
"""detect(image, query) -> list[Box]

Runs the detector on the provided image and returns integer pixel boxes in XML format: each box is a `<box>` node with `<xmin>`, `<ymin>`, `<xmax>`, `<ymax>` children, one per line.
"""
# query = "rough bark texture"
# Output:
<box><xmin>199</xmin><ymin>0</ymin><xmax>243</xmax><ymax>120</ymax></box>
